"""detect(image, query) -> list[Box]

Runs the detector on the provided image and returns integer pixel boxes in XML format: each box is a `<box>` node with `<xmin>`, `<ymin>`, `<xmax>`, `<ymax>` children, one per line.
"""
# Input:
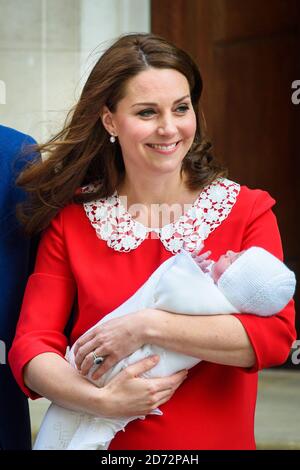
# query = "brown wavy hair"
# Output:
<box><xmin>17</xmin><ymin>33</ymin><xmax>227</xmax><ymax>234</ymax></box>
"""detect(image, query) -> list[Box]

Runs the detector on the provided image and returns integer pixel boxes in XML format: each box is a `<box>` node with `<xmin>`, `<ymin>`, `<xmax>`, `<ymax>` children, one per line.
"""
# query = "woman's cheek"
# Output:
<box><xmin>122</xmin><ymin>118</ymin><xmax>155</xmax><ymax>141</ymax></box>
<box><xmin>185</xmin><ymin>114</ymin><xmax>197</xmax><ymax>139</ymax></box>
<box><xmin>134</xmin><ymin>120</ymin><xmax>157</xmax><ymax>139</ymax></box>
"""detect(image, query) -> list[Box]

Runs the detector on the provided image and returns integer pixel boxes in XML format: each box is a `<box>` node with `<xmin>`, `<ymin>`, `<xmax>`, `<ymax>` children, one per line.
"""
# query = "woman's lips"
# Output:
<box><xmin>146</xmin><ymin>141</ymin><xmax>181</xmax><ymax>155</ymax></box>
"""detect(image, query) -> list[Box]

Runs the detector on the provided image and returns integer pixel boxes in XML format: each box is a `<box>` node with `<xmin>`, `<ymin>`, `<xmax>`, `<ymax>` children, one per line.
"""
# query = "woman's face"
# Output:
<box><xmin>102</xmin><ymin>68</ymin><xmax>197</xmax><ymax>178</ymax></box>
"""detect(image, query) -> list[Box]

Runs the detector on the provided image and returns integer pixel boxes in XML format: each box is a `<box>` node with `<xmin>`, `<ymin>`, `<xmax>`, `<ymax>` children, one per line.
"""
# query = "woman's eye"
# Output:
<box><xmin>137</xmin><ymin>109</ymin><xmax>156</xmax><ymax>117</ymax></box>
<box><xmin>137</xmin><ymin>104</ymin><xmax>189</xmax><ymax>117</ymax></box>
<box><xmin>176</xmin><ymin>104</ymin><xmax>189</xmax><ymax>113</ymax></box>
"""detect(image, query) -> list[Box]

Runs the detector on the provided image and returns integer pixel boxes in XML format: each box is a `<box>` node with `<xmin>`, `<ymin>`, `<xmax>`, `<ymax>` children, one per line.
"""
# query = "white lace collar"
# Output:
<box><xmin>82</xmin><ymin>178</ymin><xmax>240</xmax><ymax>254</ymax></box>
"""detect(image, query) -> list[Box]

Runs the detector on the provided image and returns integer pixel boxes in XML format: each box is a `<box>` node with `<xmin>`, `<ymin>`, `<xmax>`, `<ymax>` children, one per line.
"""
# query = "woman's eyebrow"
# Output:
<box><xmin>131</xmin><ymin>94</ymin><xmax>191</xmax><ymax>108</ymax></box>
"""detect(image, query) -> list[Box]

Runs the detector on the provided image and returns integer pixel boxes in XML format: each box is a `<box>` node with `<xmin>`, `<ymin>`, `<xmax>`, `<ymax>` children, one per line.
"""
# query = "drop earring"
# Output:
<box><xmin>110</xmin><ymin>135</ymin><xmax>116</xmax><ymax>143</ymax></box>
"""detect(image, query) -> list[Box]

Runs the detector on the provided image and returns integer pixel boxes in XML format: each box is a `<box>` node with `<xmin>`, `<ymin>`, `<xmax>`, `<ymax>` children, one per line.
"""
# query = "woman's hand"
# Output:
<box><xmin>100</xmin><ymin>355</ymin><xmax>188</xmax><ymax>417</ymax></box>
<box><xmin>74</xmin><ymin>309</ymin><xmax>148</xmax><ymax>380</ymax></box>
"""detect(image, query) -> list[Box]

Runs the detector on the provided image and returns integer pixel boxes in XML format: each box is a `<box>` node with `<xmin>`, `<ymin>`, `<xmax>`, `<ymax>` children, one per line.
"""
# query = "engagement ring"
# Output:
<box><xmin>93</xmin><ymin>351</ymin><xmax>105</xmax><ymax>366</ymax></box>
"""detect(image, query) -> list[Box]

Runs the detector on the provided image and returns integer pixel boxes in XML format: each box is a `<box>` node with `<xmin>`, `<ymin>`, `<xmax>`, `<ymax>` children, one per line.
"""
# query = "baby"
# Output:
<box><xmin>192</xmin><ymin>248</ymin><xmax>246</xmax><ymax>282</ymax></box>
<box><xmin>34</xmin><ymin>246</ymin><xmax>296</xmax><ymax>450</ymax></box>
<box><xmin>193</xmin><ymin>246</ymin><xmax>295</xmax><ymax>316</ymax></box>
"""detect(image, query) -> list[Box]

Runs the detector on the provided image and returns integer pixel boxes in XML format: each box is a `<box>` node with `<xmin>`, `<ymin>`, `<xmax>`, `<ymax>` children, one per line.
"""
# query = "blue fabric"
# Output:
<box><xmin>0</xmin><ymin>124</ymin><xmax>38</xmax><ymax>449</ymax></box>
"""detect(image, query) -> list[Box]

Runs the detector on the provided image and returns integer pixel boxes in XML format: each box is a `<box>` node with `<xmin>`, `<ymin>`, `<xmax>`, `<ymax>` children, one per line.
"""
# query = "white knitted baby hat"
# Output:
<box><xmin>217</xmin><ymin>247</ymin><xmax>296</xmax><ymax>315</ymax></box>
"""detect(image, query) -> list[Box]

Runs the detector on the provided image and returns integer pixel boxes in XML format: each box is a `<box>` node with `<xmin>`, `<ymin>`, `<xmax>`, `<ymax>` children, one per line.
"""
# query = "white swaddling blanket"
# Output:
<box><xmin>34</xmin><ymin>250</ymin><xmax>239</xmax><ymax>450</ymax></box>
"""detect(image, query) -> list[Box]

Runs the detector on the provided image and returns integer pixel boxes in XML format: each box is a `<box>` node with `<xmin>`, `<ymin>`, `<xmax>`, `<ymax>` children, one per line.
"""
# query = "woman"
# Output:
<box><xmin>9</xmin><ymin>33</ymin><xmax>296</xmax><ymax>450</ymax></box>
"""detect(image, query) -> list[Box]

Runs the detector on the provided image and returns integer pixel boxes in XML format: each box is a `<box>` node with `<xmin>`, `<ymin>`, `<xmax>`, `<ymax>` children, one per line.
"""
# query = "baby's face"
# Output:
<box><xmin>211</xmin><ymin>250</ymin><xmax>245</xmax><ymax>283</ymax></box>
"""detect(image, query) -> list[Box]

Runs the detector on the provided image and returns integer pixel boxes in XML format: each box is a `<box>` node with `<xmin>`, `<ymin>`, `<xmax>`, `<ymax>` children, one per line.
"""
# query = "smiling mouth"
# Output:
<box><xmin>146</xmin><ymin>141</ymin><xmax>181</xmax><ymax>151</ymax></box>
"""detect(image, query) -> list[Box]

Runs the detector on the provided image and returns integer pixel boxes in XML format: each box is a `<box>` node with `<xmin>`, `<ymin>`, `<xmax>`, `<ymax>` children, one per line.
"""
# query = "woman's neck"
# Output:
<box><xmin>117</xmin><ymin>171</ymin><xmax>193</xmax><ymax>207</ymax></box>
<box><xmin>116</xmin><ymin>172</ymin><xmax>202</xmax><ymax>229</ymax></box>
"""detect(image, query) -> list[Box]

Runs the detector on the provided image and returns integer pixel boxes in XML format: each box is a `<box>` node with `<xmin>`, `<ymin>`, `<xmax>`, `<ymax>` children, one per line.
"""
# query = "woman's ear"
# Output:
<box><xmin>101</xmin><ymin>106</ymin><xmax>117</xmax><ymax>136</ymax></box>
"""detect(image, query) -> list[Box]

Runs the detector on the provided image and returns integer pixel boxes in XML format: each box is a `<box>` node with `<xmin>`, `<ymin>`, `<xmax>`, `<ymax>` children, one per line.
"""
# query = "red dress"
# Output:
<box><xmin>8</xmin><ymin>179</ymin><xmax>296</xmax><ymax>450</ymax></box>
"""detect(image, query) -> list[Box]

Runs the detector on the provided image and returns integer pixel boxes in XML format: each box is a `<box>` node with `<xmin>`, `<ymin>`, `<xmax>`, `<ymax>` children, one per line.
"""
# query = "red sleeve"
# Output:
<box><xmin>233</xmin><ymin>189</ymin><xmax>297</xmax><ymax>373</ymax></box>
<box><xmin>8</xmin><ymin>210</ymin><xmax>76</xmax><ymax>398</ymax></box>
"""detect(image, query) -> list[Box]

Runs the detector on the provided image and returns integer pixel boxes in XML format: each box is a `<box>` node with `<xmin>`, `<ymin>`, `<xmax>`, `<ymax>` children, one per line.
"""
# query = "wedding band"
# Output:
<box><xmin>92</xmin><ymin>351</ymin><xmax>104</xmax><ymax>366</ymax></box>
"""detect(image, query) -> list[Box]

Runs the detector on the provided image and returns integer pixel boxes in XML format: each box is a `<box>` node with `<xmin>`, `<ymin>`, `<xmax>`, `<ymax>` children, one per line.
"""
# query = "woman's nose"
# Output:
<box><xmin>157</xmin><ymin>115</ymin><xmax>177</xmax><ymax>136</ymax></box>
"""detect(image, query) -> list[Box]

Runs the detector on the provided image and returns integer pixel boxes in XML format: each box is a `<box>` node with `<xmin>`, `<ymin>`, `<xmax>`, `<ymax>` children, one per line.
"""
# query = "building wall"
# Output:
<box><xmin>0</xmin><ymin>0</ymin><xmax>150</xmax><ymax>141</ymax></box>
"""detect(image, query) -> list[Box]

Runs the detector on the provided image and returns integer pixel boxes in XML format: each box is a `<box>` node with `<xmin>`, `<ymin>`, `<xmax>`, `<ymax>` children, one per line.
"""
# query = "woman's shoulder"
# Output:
<box><xmin>45</xmin><ymin>201</ymin><xmax>85</xmax><ymax>236</ymax></box>
<box><xmin>215</xmin><ymin>180</ymin><xmax>276</xmax><ymax>230</ymax></box>
<box><xmin>210</xmin><ymin>177</ymin><xmax>276</xmax><ymax>214</ymax></box>
<box><xmin>54</xmin><ymin>184</ymin><xmax>98</xmax><ymax>220</ymax></box>
<box><xmin>238</xmin><ymin>182</ymin><xmax>276</xmax><ymax>212</ymax></box>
